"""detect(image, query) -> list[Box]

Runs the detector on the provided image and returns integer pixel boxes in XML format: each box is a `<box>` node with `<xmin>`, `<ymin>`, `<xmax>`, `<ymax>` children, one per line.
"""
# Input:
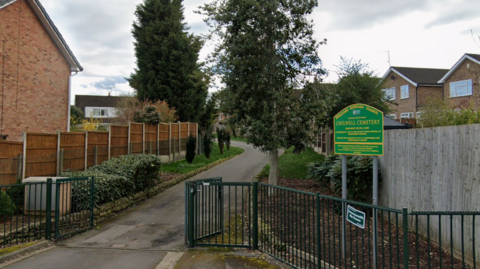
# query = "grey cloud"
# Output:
<box><xmin>425</xmin><ymin>0</ymin><xmax>480</xmax><ymax>28</ymax></box>
<box><xmin>317</xmin><ymin>0</ymin><xmax>434</xmax><ymax>30</ymax></box>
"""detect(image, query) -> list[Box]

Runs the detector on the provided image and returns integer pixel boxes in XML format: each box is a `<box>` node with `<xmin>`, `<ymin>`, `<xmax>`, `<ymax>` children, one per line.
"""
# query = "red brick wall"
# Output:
<box><xmin>416</xmin><ymin>86</ymin><xmax>443</xmax><ymax>108</ymax></box>
<box><xmin>382</xmin><ymin>71</ymin><xmax>417</xmax><ymax>119</ymax></box>
<box><xmin>444</xmin><ymin>59</ymin><xmax>480</xmax><ymax>109</ymax></box>
<box><xmin>0</xmin><ymin>0</ymin><xmax>71</xmax><ymax>141</ymax></box>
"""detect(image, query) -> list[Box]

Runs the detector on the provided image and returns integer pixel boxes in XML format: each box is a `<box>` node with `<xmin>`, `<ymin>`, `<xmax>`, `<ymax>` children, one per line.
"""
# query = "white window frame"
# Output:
<box><xmin>92</xmin><ymin>109</ymin><xmax>108</xmax><ymax>117</ymax></box>
<box><xmin>449</xmin><ymin>79</ymin><xmax>473</xmax><ymax>97</ymax></box>
<box><xmin>400</xmin><ymin>112</ymin><xmax>414</xmax><ymax>119</ymax></box>
<box><xmin>400</xmin><ymin>85</ymin><xmax>409</xmax><ymax>99</ymax></box>
<box><xmin>382</xmin><ymin>87</ymin><xmax>396</xmax><ymax>101</ymax></box>
<box><xmin>416</xmin><ymin>112</ymin><xmax>422</xmax><ymax>119</ymax></box>
<box><xmin>386</xmin><ymin>114</ymin><xmax>396</xmax><ymax>119</ymax></box>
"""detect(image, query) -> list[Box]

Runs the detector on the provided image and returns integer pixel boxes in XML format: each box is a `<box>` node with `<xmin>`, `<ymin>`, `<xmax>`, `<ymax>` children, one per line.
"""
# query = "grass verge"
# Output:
<box><xmin>258</xmin><ymin>147</ymin><xmax>324</xmax><ymax>179</ymax></box>
<box><xmin>162</xmin><ymin>143</ymin><xmax>244</xmax><ymax>174</ymax></box>
<box><xmin>229</xmin><ymin>136</ymin><xmax>249</xmax><ymax>143</ymax></box>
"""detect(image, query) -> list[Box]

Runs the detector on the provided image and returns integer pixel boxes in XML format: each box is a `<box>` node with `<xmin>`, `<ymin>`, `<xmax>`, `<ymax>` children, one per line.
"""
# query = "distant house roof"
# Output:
<box><xmin>438</xmin><ymin>53</ymin><xmax>480</xmax><ymax>83</ymax></box>
<box><xmin>75</xmin><ymin>95</ymin><xmax>129</xmax><ymax>111</ymax></box>
<box><xmin>0</xmin><ymin>0</ymin><xmax>83</xmax><ymax>72</ymax></box>
<box><xmin>381</xmin><ymin>67</ymin><xmax>449</xmax><ymax>87</ymax></box>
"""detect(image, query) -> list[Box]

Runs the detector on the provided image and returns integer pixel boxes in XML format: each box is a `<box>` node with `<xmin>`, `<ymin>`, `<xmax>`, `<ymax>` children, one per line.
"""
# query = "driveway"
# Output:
<box><xmin>2</xmin><ymin>141</ymin><xmax>271</xmax><ymax>269</ymax></box>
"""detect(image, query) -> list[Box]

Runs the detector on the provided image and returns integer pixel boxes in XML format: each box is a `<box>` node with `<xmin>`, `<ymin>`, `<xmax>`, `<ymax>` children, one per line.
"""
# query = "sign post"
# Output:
<box><xmin>333</xmin><ymin>104</ymin><xmax>384</xmax><ymax>268</ymax></box>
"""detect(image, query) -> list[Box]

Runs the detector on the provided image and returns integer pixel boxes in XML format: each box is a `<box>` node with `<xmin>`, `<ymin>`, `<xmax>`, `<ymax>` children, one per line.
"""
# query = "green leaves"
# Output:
<box><xmin>129</xmin><ymin>0</ymin><xmax>208</xmax><ymax>122</ymax></box>
<box><xmin>200</xmin><ymin>0</ymin><xmax>325</xmax><ymax>153</ymax></box>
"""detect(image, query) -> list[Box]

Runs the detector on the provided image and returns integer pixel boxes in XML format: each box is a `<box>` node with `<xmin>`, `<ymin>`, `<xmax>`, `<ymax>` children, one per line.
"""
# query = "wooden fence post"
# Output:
<box><xmin>56</xmin><ymin>131</ymin><xmax>61</xmax><ymax>176</ymax></box>
<box><xmin>142</xmin><ymin>123</ymin><xmax>146</xmax><ymax>154</ymax></box>
<box><xmin>157</xmin><ymin>124</ymin><xmax>160</xmax><ymax>156</ymax></box>
<box><xmin>127</xmin><ymin>122</ymin><xmax>131</xmax><ymax>155</ymax></box>
<box><xmin>178</xmin><ymin>121</ymin><xmax>181</xmax><ymax>155</ymax></box>
<box><xmin>22</xmin><ymin>132</ymin><xmax>26</xmax><ymax>180</ymax></box>
<box><xmin>169</xmin><ymin>122</ymin><xmax>172</xmax><ymax>162</ymax></box>
<box><xmin>108</xmin><ymin>125</ymin><xmax>111</xmax><ymax>160</ymax></box>
<box><xmin>17</xmin><ymin>153</ymin><xmax>22</xmax><ymax>181</ymax></box>
<box><xmin>85</xmin><ymin>131</ymin><xmax>88</xmax><ymax>171</ymax></box>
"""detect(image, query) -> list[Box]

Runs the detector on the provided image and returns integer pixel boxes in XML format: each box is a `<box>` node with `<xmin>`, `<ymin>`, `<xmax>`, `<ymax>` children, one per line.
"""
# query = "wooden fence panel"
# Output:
<box><xmin>0</xmin><ymin>141</ymin><xmax>23</xmax><ymax>185</ymax></box>
<box><xmin>25</xmin><ymin>133</ymin><xmax>57</xmax><ymax>177</ymax></box>
<box><xmin>110</xmin><ymin>125</ymin><xmax>128</xmax><ymax>158</ymax></box>
<box><xmin>379</xmin><ymin>124</ymin><xmax>480</xmax><ymax>263</ymax></box>
<box><xmin>130</xmin><ymin>123</ymin><xmax>143</xmax><ymax>154</ymax></box>
<box><xmin>60</xmin><ymin>132</ymin><xmax>86</xmax><ymax>172</ymax></box>
<box><xmin>159</xmin><ymin>123</ymin><xmax>170</xmax><ymax>156</ymax></box>
<box><xmin>87</xmin><ymin>131</ymin><xmax>108</xmax><ymax>168</ymax></box>
<box><xmin>144</xmin><ymin>124</ymin><xmax>158</xmax><ymax>154</ymax></box>
<box><xmin>171</xmin><ymin>123</ymin><xmax>179</xmax><ymax>154</ymax></box>
<box><xmin>189</xmin><ymin>123</ymin><xmax>197</xmax><ymax>137</ymax></box>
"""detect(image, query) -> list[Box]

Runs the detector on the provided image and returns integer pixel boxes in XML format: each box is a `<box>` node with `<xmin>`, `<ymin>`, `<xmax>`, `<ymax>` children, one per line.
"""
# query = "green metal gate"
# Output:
<box><xmin>186</xmin><ymin>180</ymin><xmax>480</xmax><ymax>269</ymax></box>
<box><xmin>185</xmin><ymin>178</ymin><xmax>253</xmax><ymax>248</ymax></box>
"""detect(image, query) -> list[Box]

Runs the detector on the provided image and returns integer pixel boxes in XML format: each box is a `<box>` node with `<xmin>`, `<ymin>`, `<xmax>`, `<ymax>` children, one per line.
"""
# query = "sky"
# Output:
<box><xmin>39</xmin><ymin>0</ymin><xmax>480</xmax><ymax>104</ymax></box>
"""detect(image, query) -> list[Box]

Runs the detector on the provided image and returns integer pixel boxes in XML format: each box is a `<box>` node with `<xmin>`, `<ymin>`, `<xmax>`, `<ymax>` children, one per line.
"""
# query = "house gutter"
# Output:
<box><xmin>67</xmin><ymin>71</ymin><xmax>78</xmax><ymax>132</ymax></box>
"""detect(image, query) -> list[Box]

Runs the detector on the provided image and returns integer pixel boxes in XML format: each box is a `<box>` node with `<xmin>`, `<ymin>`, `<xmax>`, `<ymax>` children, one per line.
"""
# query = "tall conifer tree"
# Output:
<box><xmin>129</xmin><ymin>0</ymin><xmax>208</xmax><ymax>122</ymax></box>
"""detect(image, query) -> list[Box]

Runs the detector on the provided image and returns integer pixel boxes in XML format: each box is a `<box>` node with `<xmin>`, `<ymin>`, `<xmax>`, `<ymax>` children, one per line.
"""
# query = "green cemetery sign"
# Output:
<box><xmin>346</xmin><ymin>205</ymin><xmax>366</xmax><ymax>229</ymax></box>
<box><xmin>334</xmin><ymin>104</ymin><xmax>384</xmax><ymax>156</ymax></box>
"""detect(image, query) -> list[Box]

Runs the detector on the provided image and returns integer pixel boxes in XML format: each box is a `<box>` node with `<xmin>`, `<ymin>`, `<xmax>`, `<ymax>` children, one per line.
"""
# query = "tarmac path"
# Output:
<box><xmin>2</xmin><ymin>141</ymin><xmax>272</xmax><ymax>269</ymax></box>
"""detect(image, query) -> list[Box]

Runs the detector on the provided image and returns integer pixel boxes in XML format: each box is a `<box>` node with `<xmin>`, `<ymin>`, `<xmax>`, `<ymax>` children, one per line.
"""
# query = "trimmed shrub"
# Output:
<box><xmin>61</xmin><ymin>170</ymin><xmax>135</xmax><ymax>210</ymax></box>
<box><xmin>308</xmin><ymin>155</ymin><xmax>380</xmax><ymax>202</ymax></box>
<box><xmin>225</xmin><ymin>131</ymin><xmax>231</xmax><ymax>150</ymax></box>
<box><xmin>186</xmin><ymin>135</ymin><xmax>196</xmax><ymax>163</ymax></box>
<box><xmin>204</xmin><ymin>132</ymin><xmax>214</xmax><ymax>159</ymax></box>
<box><xmin>90</xmin><ymin>154</ymin><xmax>161</xmax><ymax>192</ymax></box>
<box><xmin>0</xmin><ymin>191</ymin><xmax>16</xmax><ymax>219</ymax></box>
<box><xmin>6</xmin><ymin>179</ymin><xmax>25</xmax><ymax>213</ymax></box>
<box><xmin>216</xmin><ymin>127</ymin><xmax>225</xmax><ymax>154</ymax></box>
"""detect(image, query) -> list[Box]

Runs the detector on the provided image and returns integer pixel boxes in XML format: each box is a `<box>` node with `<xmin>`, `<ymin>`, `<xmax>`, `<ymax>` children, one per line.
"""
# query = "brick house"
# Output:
<box><xmin>380</xmin><ymin>67</ymin><xmax>448</xmax><ymax>121</ymax></box>
<box><xmin>0</xmin><ymin>0</ymin><xmax>83</xmax><ymax>141</ymax></box>
<box><xmin>438</xmin><ymin>53</ymin><xmax>480</xmax><ymax>109</ymax></box>
<box><xmin>75</xmin><ymin>95</ymin><xmax>128</xmax><ymax>123</ymax></box>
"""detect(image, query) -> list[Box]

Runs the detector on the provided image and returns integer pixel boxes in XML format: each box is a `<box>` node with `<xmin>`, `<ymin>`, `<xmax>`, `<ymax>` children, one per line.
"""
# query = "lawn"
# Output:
<box><xmin>258</xmin><ymin>147</ymin><xmax>324</xmax><ymax>179</ymax></box>
<box><xmin>161</xmin><ymin>143</ymin><xmax>244</xmax><ymax>174</ymax></box>
<box><xmin>229</xmin><ymin>136</ymin><xmax>249</xmax><ymax>143</ymax></box>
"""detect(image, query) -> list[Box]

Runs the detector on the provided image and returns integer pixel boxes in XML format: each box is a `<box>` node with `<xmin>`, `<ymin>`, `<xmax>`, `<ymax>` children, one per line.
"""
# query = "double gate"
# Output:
<box><xmin>186</xmin><ymin>178</ymin><xmax>480</xmax><ymax>269</ymax></box>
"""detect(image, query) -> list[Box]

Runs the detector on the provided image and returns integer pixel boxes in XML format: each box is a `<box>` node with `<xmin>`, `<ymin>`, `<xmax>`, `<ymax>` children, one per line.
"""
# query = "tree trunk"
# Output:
<box><xmin>268</xmin><ymin>148</ymin><xmax>279</xmax><ymax>195</ymax></box>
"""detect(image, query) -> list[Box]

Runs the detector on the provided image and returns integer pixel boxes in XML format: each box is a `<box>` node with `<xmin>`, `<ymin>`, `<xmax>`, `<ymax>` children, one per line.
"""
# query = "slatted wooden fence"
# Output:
<box><xmin>0</xmin><ymin>122</ymin><xmax>198</xmax><ymax>184</ymax></box>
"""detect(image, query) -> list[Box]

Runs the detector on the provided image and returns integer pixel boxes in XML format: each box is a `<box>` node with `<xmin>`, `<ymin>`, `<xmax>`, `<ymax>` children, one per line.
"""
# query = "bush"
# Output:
<box><xmin>204</xmin><ymin>132</ymin><xmax>214</xmax><ymax>159</ymax></box>
<box><xmin>90</xmin><ymin>154</ymin><xmax>161</xmax><ymax>192</ymax></box>
<box><xmin>216</xmin><ymin>127</ymin><xmax>225</xmax><ymax>154</ymax></box>
<box><xmin>6</xmin><ymin>179</ymin><xmax>25</xmax><ymax>213</ymax></box>
<box><xmin>186</xmin><ymin>135</ymin><xmax>196</xmax><ymax>163</ymax></box>
<box><xmin>61</xmin><ymin>171</ymin><xmax>135</xmax><ymax>210</ymax></box>
<box><xmin>225</xmin><ymin>131</ymin><xmax>231</xmax><ymax>150</ymax></box>
<box><xmin>0</xmin><ymin>191</ymin><xmax>16</xmax><ymax>219</ymax></box>
<box><xmin>308</xmin><ymin>155</ymin><xmax>381</xmax><ymax>202</ymax></box>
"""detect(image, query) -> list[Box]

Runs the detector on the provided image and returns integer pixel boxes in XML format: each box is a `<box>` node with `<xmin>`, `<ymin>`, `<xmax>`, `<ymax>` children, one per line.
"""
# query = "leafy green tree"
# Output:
<box><xmin>315</xmin><ymin>57</ymin><xmax>391</xmax><ymax>129</ymax></box>
<box><xmin>200</xmin><ymin>0</ymin><xmax>326</xmax><ymax>186</ymax></box>
<box><xmin>128</xmin><ymin>0</ymin><xmax>208</xmax><ymax>122</ymax></box>
<box><xmin>198</xmin><ymin>93</ymin><xmax>218</xmax><ymax>135</ymax></box>
<box><xmin>133</xmin><ymin>104</ymin><xmax>161</xmax><ymax>124</ymax></box>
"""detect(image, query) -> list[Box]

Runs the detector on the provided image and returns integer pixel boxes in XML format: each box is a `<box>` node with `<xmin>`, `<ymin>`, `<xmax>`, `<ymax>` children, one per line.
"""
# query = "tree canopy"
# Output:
<box><xmin>200</xmin><ymin>0</ymin><xmax>326</xmax><ymax>185</ymax></box>
<box><xmin>314</xmin><ymin>57</ymin><xmax>391</xmax><ymax>129</ymax></box>
<box><xmin>128</xmin><ymin>0</ymin><xmax>208</xmax><ymax>122</ymax></box>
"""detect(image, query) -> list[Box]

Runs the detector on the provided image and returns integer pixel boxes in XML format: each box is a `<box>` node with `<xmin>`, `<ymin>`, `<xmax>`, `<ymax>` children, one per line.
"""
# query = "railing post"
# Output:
<box><xmin>188</xmin><ymin>182</ymin><xmax>196</xmax><ymax>248</ymax></box>
<box><xmin>90</xmin><ymin>177</ymin><xmax>95</xmax><ymax>228</ymax></box>
<box><xmin>252</xmin><ymin>181</ymin><xmax>259</xmax><ymax>250</ymax></box>
<box><xmin>402</xmin><ymin>208</ymin><xmax>409</xmax><ymax>269</ymax></box>
<box><xmin>316</xmin><ymin>193</ymin><xmax>321</xmax><ymax>263</ymax></box>
<box><xmin>45</xmin><ymin>178</ymin><xmax>53</xmax><ymax>240</ymax></box>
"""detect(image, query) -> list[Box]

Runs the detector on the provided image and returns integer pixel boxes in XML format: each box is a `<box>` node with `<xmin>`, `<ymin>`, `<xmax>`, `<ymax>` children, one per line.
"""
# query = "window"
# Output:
<box><xmin>400</xmin><ymin>85</ymin><xmax>409</xmax><ymax>99</ymax></box>
<box><xmin>416</xmin><ymin>112</ymin><xmax>422</xmax><ymax>119</ymax></box>
<box><xmin>382</xmin><ymin>87</ymin><xmax>395</xmax><ymax>100</ymax></box>
<box><xmin>400</xmin><ymin>112</ymin><xmax>414</xmax><ymax>119</ymax></box>
<box><xmin>386</xmin><ymin>114</ymin><xmax>396</xmax><ymax>119</ymax></box>
<box><xmin>450</xmin><ymin>79</ymin><xmax>472</xmax><ymax>97</ymax></box>
<box><xmin>93</xmin><ymin>109</ymin><xmax>107</xmax><ymax>117</ymax></box>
